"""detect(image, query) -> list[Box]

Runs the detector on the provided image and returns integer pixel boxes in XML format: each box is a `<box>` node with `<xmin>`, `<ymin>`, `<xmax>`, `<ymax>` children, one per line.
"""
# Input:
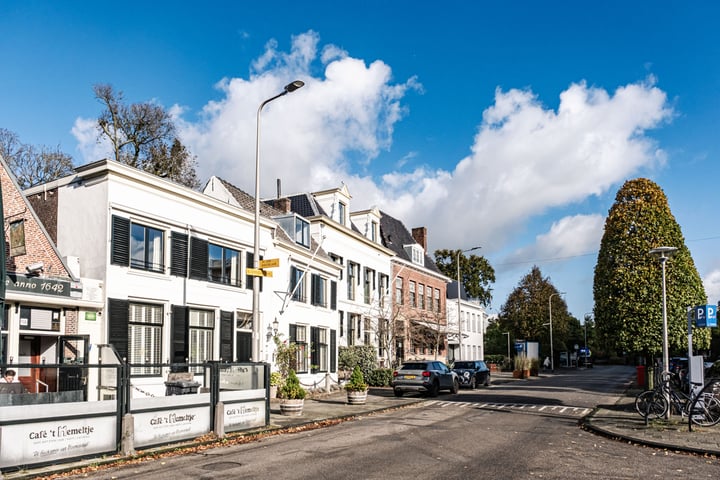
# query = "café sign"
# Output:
<box><xmin>5</xmin><ymin>273</ymin><xmax>75</xmax><ymax>298</ymax></box>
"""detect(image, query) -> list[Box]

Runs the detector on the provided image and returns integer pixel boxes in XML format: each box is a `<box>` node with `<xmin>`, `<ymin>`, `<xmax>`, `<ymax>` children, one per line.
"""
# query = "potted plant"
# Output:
<box><xmin>269</xmin><ymin>371</ymin><xmax>282</xmax><ymax>399</ymax></box>
<box><xmin>278</xmin><ymin>369</ymin><xmax>306</xmax><ymax>416</ymax></box>
<box><xmin>345</xmin><ymin>366</ymin><xmax>369</xmax><ymax>405</ymax></box>
<box><xmin>513</xmin><ymin>356</ymin><xmax>531</xmax><ymax>379</ymax></box>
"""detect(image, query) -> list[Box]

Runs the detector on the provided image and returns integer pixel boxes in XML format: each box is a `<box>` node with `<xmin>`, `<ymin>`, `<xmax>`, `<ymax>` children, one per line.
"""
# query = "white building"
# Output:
<box><xmin>26</xmin><ymin>160</ymin><xmax>341</xmax><ymax>396</ymax></box>
<box><xmin>278</xmin><ymin>184</ymin><xmax>395</xmax><ymax>367</ymax></box>
<box><xmin>446</xmin><ymin>281</ymin><xmax>489</xmax><ymax>362</ymax></box>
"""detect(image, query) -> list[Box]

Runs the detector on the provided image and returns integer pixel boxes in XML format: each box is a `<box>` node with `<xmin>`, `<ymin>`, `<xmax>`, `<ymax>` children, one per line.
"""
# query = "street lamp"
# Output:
<box><xmin>502</xmin><ymin>332</ymin><xmax>510</xmax><ymax>363</ymax></box>
<box><xmin>252</xmin><ymin>80</ymin><xmax>304</xmax><ymax>362</ymax></box>
<box><xmin>457</xmin><ymin>246</ymin><xmax>481</xmax><ymax>361</ymax></box>
<box><xmin>547</xmin><ymin>292</ymin><xmax>565</xmax><ymax>372</ymax></box>
<box><xmin>583</xmin><ymin>312</ymin><xmax>592</xmax><ymax>368</ymax></box>
<box><xmin>650</xmin><ymin>246</ymin><xmax>678</xmax><ymax>418</ymax></box>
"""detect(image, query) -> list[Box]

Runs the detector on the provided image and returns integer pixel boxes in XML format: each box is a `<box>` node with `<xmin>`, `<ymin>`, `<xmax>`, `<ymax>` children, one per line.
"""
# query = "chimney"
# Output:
<box><xmin>274</xmin><ymin>197</ymin><xmax>292</xmax><ymax>213</ymax></box>
<box><xmin>412</xmin><ymin>227</ymin><xmax>427</xmax><ymax>251</ymax></box>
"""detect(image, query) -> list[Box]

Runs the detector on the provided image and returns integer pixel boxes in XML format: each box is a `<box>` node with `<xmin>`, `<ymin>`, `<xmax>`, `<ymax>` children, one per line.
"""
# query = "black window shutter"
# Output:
<box><xmin>220</xmin><ymin>310</ymin><xmax>234</xmax><ymax>362</ymax></box>
<box><xmin>330</xmin><ymin>281</ymin><xmax>337</xmax><ymax>310</ymax></box>
<box><xmin>170</xmin><ymin>305</ymin><xmax>189</xmax><ymax>369</ymax></box>
<box><xmin>108</xmin><ymin>298</ymin><xmax>129</xmax><ymax>361</ymax></box>
<box><xmin>189</xmin><ymin>237</ymin><xmax>208</xmax><ymax>280</ymax></box>
<box><xmin>289</xmin><ymin>324</ymin><xmax>297</xmax><ymax>343</ymax></box>
<box><xmin>111</xmin><ymin>216</ymin><xmax>130</xmax><ymax>266</ymax></box>
<box><xmin>170</xmin><ymin>232</ymin><xmax>189</xmax><ymax>277</ymax></box>
<box><xmin>310</xmin><ymin>326</ymin><xmax>319</xmax><ymax>373</ymax></box>
<box><xmin>330</xmin><ymin>329</ymin><xmax>337</xmax><ymax>373</ymax></box>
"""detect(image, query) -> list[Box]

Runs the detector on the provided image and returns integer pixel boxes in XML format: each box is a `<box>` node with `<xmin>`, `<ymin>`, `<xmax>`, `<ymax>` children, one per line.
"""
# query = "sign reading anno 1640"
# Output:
<box><xmin>5</xmin><ymin>273</ymin><xmax>72</xmax><ymax>297</ymax></box>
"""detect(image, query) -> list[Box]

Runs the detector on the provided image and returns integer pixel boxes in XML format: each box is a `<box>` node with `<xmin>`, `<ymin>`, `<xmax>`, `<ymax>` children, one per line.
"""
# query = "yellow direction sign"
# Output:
<box><xmin>246</xmin><ymin>267</ymin><xmax>274</xmax><ymax>278</ymax></box>
<box><xmin>259</xmin><ymin>258</ymin><xmax>280</xmax><ymax>269</ymax></box>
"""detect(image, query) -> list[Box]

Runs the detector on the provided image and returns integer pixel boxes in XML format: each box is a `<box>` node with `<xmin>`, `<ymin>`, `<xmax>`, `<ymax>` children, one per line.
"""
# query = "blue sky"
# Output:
<box><xmin>2</xmin><ymin>1</ymin><xmax>720</xmax><ymax>319</ymax></box>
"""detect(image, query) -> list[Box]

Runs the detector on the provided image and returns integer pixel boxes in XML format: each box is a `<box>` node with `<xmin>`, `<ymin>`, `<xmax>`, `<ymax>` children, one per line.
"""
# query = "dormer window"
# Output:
<box><xmin>338</xmin><ymin>201</ymin><xmax>346</xmax><ymax>225</ymax></box>
<box><xmin>404</xmin><ymin>244</ymin><xmax>425</xmax><ymax>266</ymax></box>
<box><xmin>371</xmin><ymin>220</ymin><xmax>378</xmax><ymax>242</ymax></box>
<box><xmin>276</xmin><ymin>214</ymin><xmax>310</xmax><ymax>248</ymax></box>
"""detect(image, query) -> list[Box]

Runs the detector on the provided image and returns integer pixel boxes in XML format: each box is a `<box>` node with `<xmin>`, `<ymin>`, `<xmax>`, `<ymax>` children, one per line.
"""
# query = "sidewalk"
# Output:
<box><xmin>581</xmin><ymin>387</ymin><xmax>720</xmax><ymax>456</ymax></box>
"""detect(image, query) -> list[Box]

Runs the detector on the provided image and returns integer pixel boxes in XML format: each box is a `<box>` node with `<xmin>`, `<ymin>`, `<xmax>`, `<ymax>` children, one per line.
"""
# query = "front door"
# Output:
<box><xmin>236</xmin><ymin>331</ymin><xmax>251</xmax><ymax>362</ymax></box>
<box><xmin>58</xmin><ymin>335</ymin><xmax>89</xmax><ymax>400</ymax></box>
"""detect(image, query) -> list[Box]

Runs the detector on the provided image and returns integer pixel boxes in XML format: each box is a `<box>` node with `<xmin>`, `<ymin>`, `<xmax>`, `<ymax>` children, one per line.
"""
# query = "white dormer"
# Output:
<box><xmin>404</xmin><ymin>243</ymin><xmax>425</xmax><ymax>266</ymax></box>
<box><xmin>313</xmin><ymin>184</ymin><xmax>352</xmax><ymax>226</ymax></box>
<box><xmin>350</xmin><ymin>206</ymin><xmax>381</xmax><ymax>244</ymax></box>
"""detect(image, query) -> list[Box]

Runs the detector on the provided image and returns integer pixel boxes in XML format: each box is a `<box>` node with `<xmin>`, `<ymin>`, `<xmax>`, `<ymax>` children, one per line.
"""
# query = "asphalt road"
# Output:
<box><xmin>65</xmin><ymin>366</ymin><xmax>720</xmax><ymax>479</ymax></box>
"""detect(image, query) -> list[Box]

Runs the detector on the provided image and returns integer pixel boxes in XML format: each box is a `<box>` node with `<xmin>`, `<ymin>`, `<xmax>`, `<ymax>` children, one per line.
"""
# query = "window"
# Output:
<box><xmin>347</xmin><ymin>261</ymin><xmax>359</xmax><ymax>301</ymax></box>
<box><xmin>291</xmin><ymin>325</ymin><xmax>309</xmax><ymax>373</ymax></box>
<box><xmin>276</xmin><ymin>215</ymin><xmax>311</xmax><ymax>248</ymax></box>
<box><xmin>418</xmin><ymin>284</ymin><xmax>425</xmax><ymax>309</ymax></box>
<box><xmin>395</xmin><ymin>277</ymin><xmax>404</xmax><ymax>305</ymax></box>
<box><xmin>19</xmin><ymin>306</ymin><xmax>60</xmax><ymax>331</ymax></box>
<box><xmin>330</xmin><ymin>254</ymin><xmax>344</xmax><ymax>280</ymax></box>
<box><xmin>363</xmin><ymin>317</ymin><xmax>373</xmax><ymax>345</ymax></box>
<box><xmin>311</xmin><ymin>327</ymin><xmax>328</xmax><ymax>373</ymax></box>
<box><xmin>371</xmin><ymin>220</ymin><xmax>378</xmax><ymax>242</ymax></box>
<box><xmin>290</xmin><ymin>266</ymin><xmax>306</xmax><ymax>302</ymax></box>
<box><xmin>379</xmin><ymin>274</ymin><xmax>389</xmax><ymax>308</ymax></box>
<box><xmin>311</xmin><ymin>274</ymin><xmax>327</xmax><ymax>307</ymax></box>
<box><xmin>338</xmin><ymin>201</ymin><xmax>346</xmax><ymax>225</ymax></box>
<box><xmin>434</xmin><ymin>288</ymin><xmax>441</xmax><ymax>312</ymax></box>
<box><xmin>426</xmin><ymin>286</ymin><xmax>432</xmax><ymax>312</ymax></box>
<box><xmin>112</xmin><ymin>216</ymin><xmax>165</xmax><ymax>273</ymax></box>
<box><xmin>296</xmin><ymin>217</ymin><xmax>310</xmax><ymax>247</ymax></box>
<box><xmin>208</xmin><ymin>243</ymin><xmax>240</xmax><ymax>286</ymax></box>
<box><xmin>409</xmin><ymin>281</ymin><xmax>416</xmax><ymax>308</ymax></box>
<box><xmin>363</xmin><ymin>267</ymin><xmax>375</xmax><ymax>304</ymax></box>
<box><xmin>129</xmin><ymin>303</ymin><xmax>163</xmax><ymax>375</ymax></box>
<box><xmin>131</xmin><ymin>223</ymin><xmax>164</xmax><ymax>272</ymax></box>
<box><xmin>189</xmin><ymin>309</ymin><xmax>214</xmax><ymax>372</ymax></box>
<box><xmin>347</xmin><ymin>314</ymin><xmax>356</xmax><ymax>345</ymax></box>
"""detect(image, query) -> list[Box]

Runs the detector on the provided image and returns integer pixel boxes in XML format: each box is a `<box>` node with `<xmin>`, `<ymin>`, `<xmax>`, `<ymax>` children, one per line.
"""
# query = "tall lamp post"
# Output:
<box><xmin>650</xmin><ymin>246</ymin><xmax>678</xmax><ymax>418</ymax></box>
<box><xmin>502</xmin><ymin>332</ymin><xmax>510</xmax><ymax>363</ymax></box>
<box><xmin>457</xmin><ymin>246</ymin><xmax>481</xmax><ymax>361</ymax></box>
<box><xmin>252</xmin><ymin>80</ymin><xmax>304</xmax><ymax>362</ymax></box>
<box><xmin>583</xmin><ymin>312</ymin><xmax>592</xmax><ymax>368</ymax></box>
<box><xmin>547</xmin><ymin>292</ymin><xmax>565</xmax><ymax>372</ymax></box>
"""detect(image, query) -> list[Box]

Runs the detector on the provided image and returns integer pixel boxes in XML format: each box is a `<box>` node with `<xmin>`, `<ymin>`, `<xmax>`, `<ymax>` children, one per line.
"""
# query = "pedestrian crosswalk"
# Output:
<box><xmin>424</xmin><ymin>400</ymin><xmax>592</xmax><ymax>417</ymax></box>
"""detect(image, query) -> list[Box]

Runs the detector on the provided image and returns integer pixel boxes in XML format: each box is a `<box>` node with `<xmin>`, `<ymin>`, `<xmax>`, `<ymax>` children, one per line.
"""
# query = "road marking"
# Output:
<box><xmin>425</xmin><ymin>400</ymin><xmax>591</xmax><ymax>417</ymax></box>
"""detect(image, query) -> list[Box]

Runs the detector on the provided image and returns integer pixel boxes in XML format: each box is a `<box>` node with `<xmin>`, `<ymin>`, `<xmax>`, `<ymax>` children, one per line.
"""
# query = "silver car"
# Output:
<box><xmin>391</xmin><ymin>361</ymin><xmax>459</xmax><ymax>397</ymax></box>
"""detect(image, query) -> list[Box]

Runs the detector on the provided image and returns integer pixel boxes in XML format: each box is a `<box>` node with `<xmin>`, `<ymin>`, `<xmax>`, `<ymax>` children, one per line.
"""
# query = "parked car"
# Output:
<box><xmin>452</xmin><ymin>360</ymin><xmax>491</xmax><ymax>389</ymax></box>
<box><xmin>391</xmin><ymin>361</ymin><xmax>459</xmax><ymax>397</ymax></box>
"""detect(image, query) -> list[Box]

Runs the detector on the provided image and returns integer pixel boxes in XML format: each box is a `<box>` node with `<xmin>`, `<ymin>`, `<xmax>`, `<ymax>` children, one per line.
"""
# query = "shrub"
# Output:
<box><xmin>346</xmin><ymin>366</ymin><xmax>368</xmax><ymax>391</ymax></box>
<box><xmin>278</xmin><ymin>369</ymin><xmax>306</xmax><ymax>400</ymax></box>
<box><xmin>338</xmin><ymin>345</ymin><xmax>377</xmax><ymax>379</ymax></box>
<box><xmin>367</xmin><ymin>368</ymin><xmax>394</xmax><ymax>387</ymax></box>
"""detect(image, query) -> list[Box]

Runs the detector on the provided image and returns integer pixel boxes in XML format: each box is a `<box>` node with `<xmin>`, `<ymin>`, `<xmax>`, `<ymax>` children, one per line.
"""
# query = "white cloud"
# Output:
<box><xmin>502</xmin><ymin>214</ymin><xmax>605</xmax><ymax>268</ymax></box>
<box><xmin>72</xmin><ymin>31</ymin><xmax>673</xmax><ymax>272</ymax></box>
<box><xmin>71</xmin><ymin>117</ymin><xmax>111</xmax><ymax>161</ymax></box>
<box><xmin>703</xmin><ymin>270</ymin><xmax>720</xmax><ymax>304</ymax></box>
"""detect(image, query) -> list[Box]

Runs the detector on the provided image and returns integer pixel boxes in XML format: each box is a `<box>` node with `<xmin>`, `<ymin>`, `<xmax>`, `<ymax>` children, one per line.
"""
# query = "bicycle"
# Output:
<box><xmin>634</xmin><ymin>373</ymin><xmax>720</xmax><ymax>426</ymax></box>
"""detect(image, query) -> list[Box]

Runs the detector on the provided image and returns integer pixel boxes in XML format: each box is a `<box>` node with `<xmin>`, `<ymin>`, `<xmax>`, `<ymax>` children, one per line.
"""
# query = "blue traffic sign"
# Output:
<box><xmin>695</xmin><ymin>304</ymin><xmax>717</xmax><ymax>328</ymax></box>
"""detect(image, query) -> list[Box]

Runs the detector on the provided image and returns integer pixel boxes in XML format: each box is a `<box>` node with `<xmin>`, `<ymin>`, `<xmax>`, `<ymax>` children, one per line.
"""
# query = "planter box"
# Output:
<box><xmin>346</xmin><ymin>390</ymin><xmax>368</xmax><ymax>405</ymax></box>
<box><xmin>279</xmin><ymin>399</ymin><xmax>304</xmax><ymax>416</ymax></box>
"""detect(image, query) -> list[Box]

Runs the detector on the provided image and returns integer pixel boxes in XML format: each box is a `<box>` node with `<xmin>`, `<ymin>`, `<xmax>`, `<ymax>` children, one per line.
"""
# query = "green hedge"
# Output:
<box><xmin>484</xmin><ymin>354</ymin><xmax>506</xmax><ymax>365</ymax></box>
<box><xmin>367</xmin><ymin>368</ymin><xmax>394</xmax><ymax>387</ymax></box>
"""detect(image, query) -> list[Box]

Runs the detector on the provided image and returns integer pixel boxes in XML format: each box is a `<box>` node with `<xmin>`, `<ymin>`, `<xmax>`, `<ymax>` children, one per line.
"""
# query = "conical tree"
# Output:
<box><xmin>593</xmin><ymin>178</ymin><xmax>709</xmax><ymax>361</ymax></box>
<box><xmin>498</xmin><ymin>266</ymin><xmax>571</xmax><ymax>358</ymax></box>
